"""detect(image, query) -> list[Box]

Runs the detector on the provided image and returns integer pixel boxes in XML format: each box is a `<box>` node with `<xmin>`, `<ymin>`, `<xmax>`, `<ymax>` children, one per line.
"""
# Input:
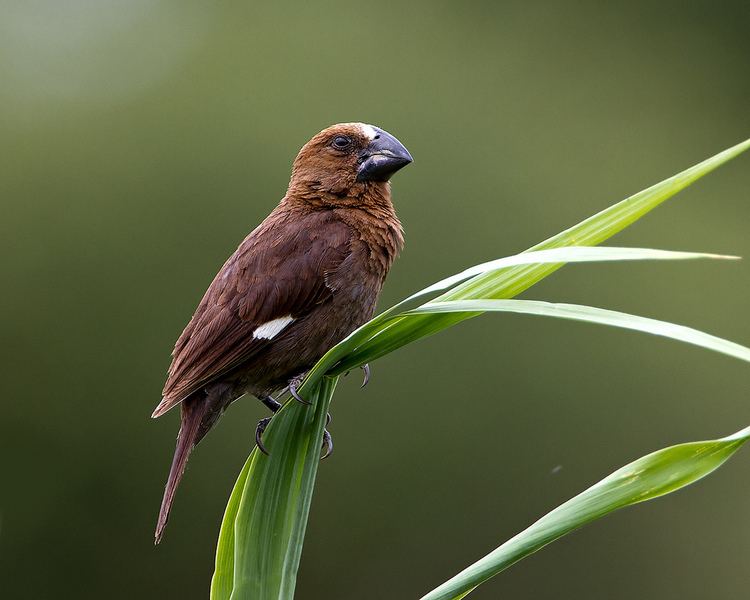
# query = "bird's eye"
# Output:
<box><xmin>331</xmin><ymin>136</ymin><xmax>352</xmax><ymax>150</ymax></box>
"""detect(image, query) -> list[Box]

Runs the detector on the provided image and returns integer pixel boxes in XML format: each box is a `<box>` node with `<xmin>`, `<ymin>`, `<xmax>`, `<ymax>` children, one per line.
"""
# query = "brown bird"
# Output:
<box><xmin>151</xmin><ymin>123</ymin><xmax>411</xmax><ymax>543</ymax></box>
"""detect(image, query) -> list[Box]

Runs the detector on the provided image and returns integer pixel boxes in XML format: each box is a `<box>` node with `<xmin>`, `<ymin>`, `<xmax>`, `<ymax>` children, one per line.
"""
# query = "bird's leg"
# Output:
<box><xmin>260</xmin><ymin>395</ymin><xmax>281</xmax><ymax>413</ymax></box>
<box><xmin>255</xmin><ymin>395</ymin><xmax>281</xmax><ymax>456</ymax></box>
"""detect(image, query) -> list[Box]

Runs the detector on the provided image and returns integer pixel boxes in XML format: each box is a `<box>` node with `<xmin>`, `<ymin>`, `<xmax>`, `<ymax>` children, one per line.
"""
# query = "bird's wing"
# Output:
<box><xmin>153</xmin><ymin>209</ymin><xmax>351</xmax><ymax>416</ymax></box>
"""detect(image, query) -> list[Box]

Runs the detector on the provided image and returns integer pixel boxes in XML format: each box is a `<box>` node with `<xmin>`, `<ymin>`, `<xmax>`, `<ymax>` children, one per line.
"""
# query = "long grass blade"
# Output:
<box><xmin>304</xmin><ymin>246</ymin><xmax>737</xmax><ymax>385</ymax></box>
<box><xmin>398</xmin><ymin>247</ymin><xmax>736</xmax><ymax>306</ymax></box>
<box><xmin>331</xmin><ymin>138</ymin><xmax>750</xmax><ymax>374</ymax></box>
<box><xmin>421</xmin><ymin>426</ymin><xmax>750</xmax><ymax>600</ymax></box>
<box><xmin>408</xmin><ymin>299</ymin><xmax>750</xmax><ymax>364</ymax></box>
<box><xmin>210</xmin><ymin>377</ymin><xmax>337</xmax><ymax>600</ymax></box>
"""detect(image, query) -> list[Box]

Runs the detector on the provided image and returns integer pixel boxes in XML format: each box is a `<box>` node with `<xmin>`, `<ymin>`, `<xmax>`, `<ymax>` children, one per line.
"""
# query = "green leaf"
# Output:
<box><xmin>211</xmin><ymin>453</ymin><xmax>253</xmax><ymax>598</ymax></box>
<box><xmin>420</xmin><ymin>426</ymin><xmax>750</xmax><ymax>600</ymax></box>
<box><xmin>210</xmin><ymin>377</ymin><xmax>337</xmax><ymax>600</ymax></box>
<box><xmin>407</xmin><ymin>299</ymin><xmax>750</xmax><ymax>364</ymax></box>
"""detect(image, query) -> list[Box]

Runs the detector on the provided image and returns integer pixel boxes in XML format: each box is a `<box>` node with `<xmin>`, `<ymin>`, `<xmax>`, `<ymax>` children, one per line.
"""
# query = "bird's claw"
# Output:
<box><xmin>255</xmin><ymin>416</ymin><xmax>272</xmax><ymax>455</ymax></box>
<box><xmin>289</xmin><ymin>377</ymin><xmax>311</xmax><ymax>405</ymax></box>
<box><xmin>321</xmin><ymin>428</ymin><xmax>333</xmax><ymax>459</ymax></box>
<box><xmin>320</xmin><ymin>413</ymin><xmax>333</xmax><ymax>459</ymax></box>
<box><xmin>360</xmin><ymin>364</ymin><xmax>371</xmax><ymax>388</ymax></box>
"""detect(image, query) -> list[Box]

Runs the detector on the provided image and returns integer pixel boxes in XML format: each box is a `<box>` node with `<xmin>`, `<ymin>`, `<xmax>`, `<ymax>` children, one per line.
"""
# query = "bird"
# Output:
<box><xmin>151</xmin><ymin>122</ymin><xmax>412</xmax><ymax>544</ymax></box>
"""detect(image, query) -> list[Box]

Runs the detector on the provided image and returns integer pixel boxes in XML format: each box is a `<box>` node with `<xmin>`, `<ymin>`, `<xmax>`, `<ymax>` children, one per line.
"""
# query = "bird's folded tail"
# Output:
<box><xmin>154</xmin><ymin>392</ymin><xmax>222</xmax><ymax>544</ymax></box>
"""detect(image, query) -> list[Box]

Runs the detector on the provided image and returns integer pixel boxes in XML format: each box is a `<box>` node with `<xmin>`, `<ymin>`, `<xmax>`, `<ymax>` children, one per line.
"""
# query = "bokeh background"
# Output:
<box><xmin>2</xmin><ymin>1</ymin><xmax>750</xmax><ymax>598</ymax></box>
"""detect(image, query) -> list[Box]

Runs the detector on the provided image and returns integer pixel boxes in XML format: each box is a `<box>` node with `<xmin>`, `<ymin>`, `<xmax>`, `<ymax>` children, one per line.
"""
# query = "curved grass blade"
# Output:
<box><xmin>421</xmin><ymin>425</ymin><xmax>750</xmax><ymax>600</ymax></box>
<box><xmin>332</xmin><ymin>138</ymin><xmax>750</xmax><ymax>374</ymax></box>
<box><xmin>407</xmin><ymin>299</ymin><xmax>750</xmax><ymax>364</ymax></box>
<box><xmin>396</xmin><ymin>247</ymin><xmax>736</xmax><ymax>308</ymax></box>
<box><xmin>304</xmin><ymin>246</ymin><xmax>737</xmax><ymax>385</ymax></box>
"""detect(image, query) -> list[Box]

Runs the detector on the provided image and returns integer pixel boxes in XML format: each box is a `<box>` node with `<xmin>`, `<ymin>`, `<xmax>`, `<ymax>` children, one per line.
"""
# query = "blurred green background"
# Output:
<box><xmin>2</xmin><ymin>1</ymin><xmax>749</xmax><ymax>598</ymax></box>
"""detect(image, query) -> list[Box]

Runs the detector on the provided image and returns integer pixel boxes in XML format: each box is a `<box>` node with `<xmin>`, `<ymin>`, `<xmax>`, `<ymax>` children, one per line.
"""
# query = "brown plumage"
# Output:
<box><xmin>152</xmin><ymin>123</ymin><xmax>412</xmax><ymax>543</ymax></box>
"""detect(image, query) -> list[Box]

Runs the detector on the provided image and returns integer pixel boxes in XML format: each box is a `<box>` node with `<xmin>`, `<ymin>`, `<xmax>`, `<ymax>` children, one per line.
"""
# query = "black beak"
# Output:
<box><xmin>356</xmin><ymin>127</ymin><xmax>413</xmax><ymax>182</ymax></box>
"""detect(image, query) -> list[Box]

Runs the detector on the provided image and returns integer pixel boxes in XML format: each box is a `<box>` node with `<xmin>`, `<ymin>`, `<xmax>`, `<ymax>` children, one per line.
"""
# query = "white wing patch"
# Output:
<box><xmin>359</xmin><ymin>123</ymin><xmax>377</xmax><ymax>140</ymax></box>
<box><xmin>253</xmin><ymin>315</ymin><xmax>294</xmax><ymax>339</ymax></box>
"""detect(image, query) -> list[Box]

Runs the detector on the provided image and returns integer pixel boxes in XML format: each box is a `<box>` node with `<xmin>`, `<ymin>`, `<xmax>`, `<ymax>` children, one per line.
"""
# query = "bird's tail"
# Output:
<box><xmin>154</xmin><ymin>392</ymin><xmax>223</xmax><ymax>544</ymax></box>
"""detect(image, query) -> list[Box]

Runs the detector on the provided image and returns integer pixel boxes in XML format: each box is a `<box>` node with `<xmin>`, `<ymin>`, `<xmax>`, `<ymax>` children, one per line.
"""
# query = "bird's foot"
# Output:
<box><xmin>256</xmin><ymin>417</ymin><xmax>333</xmax><ymax>459</ymax></box>
<box><xmin>254</xmin><ymin>395</ymin><xmax>333</xmax><ymax>460</ymax></box>
<box><xmin>255</xmin><ymin>416</ymin><xmax>272</xmax><ymax>455</ymax></box>
<box><xmin>254</xmin><ymin>395</ymin><xmax>280</xmax><ymax>456</ymax></box>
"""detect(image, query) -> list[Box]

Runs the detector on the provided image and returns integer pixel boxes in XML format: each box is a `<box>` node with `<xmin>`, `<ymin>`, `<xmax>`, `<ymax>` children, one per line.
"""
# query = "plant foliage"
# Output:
<box><xmin>211</xmin><ymin>138</ymin><xmax>750</xmax><ymax>600</ymax></box>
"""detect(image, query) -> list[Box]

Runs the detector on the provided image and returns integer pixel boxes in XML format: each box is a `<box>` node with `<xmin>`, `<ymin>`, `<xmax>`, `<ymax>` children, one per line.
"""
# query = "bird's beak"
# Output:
<box><xmin>356</xmin><ymin>127</ymin><xmax>413</xmax><ymax>182</ymax></box>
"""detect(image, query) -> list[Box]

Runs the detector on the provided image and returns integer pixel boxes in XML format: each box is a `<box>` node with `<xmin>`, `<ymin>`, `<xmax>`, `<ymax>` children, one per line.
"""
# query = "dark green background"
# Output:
<box><xmin>2</xmin><ymin>1</ymin><xmax>750</xmax><ymax>598</ymax></box>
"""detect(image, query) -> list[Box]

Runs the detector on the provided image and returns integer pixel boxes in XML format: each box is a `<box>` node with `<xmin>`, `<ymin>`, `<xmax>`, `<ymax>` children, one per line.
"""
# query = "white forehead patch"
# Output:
<box><xmin>359</xmin><ymin>123</ymin><xmax>378</xmax><ymax>140</ymax></box>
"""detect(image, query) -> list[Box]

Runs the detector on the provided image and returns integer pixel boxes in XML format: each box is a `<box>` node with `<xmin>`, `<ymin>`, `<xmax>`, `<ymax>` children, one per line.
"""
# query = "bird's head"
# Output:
<box><xmin>289</xmin><ymin>123</ymin><xmax>412</xmax><ymax>198</ymax></box>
